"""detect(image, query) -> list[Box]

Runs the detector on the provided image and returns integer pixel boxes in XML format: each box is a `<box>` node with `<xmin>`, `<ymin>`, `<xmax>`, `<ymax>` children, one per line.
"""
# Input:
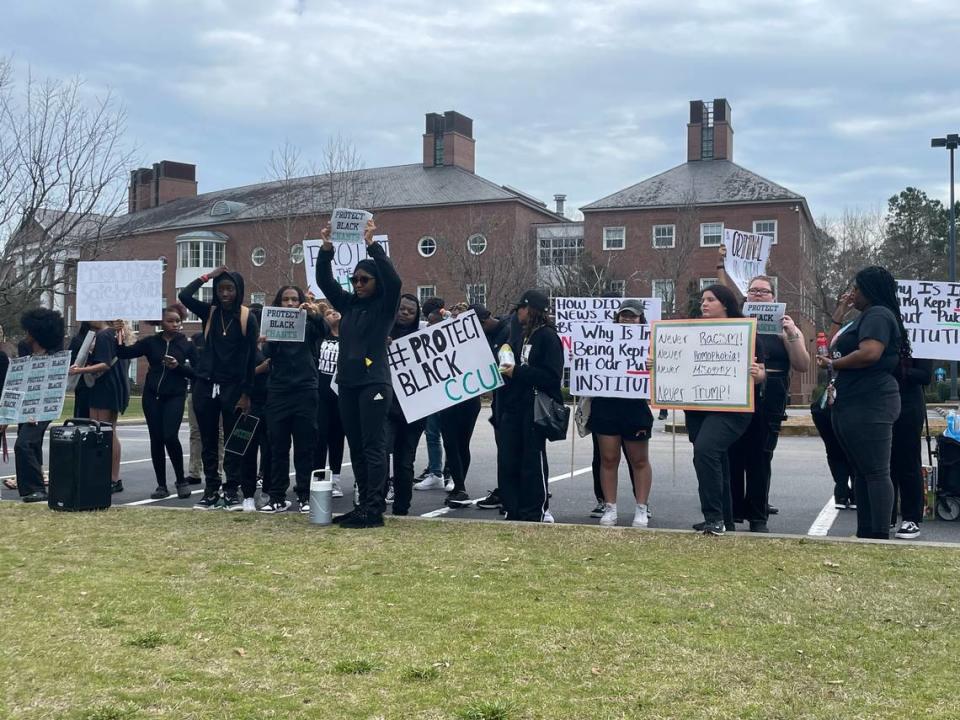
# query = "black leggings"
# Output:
<box><xmin>142</xmin><ymin>392</ymin><xmax>186</xmax><ymax>488</ymax></box>
<box><xmin>439</xmin><ymin>397</ymin><xmax>482</xmax><ymax>493</ymax></box>
<box><xmin>811</xmin><ymin>403</ymin><xmax>854</xmax><ymax>504</ymax></box>
<box><xmin>315</xmin><ymin>387</ymin><xmax>345</xmax><ymax>477</ymax></box>
<box><xmin>268</xmin><ymin>391</ymin><xmax>318</xmax><ymax>502</ymax></box>
<box><xmin>192</xmin><ymin>380</ymin><xmax>243</xmax><ymax>495</ymax></box>
<box><xmin>387</xmin><ymin>414</ymin><xmax>427</xmax><ymax>514</ymax></box>
<box><xmin>498</xmin><ymin>404</ymin><xmax>549</xmax><ymax>522</ymax></box>
<box><xmin>891</xmin><ymin>395</ymin><xmax>925</xmax><ymax>524</ymax></box>
<box><xmin>339</xmin><ymin>383</ymin><xmax>392</xmax><ymax>517</ymax></box>
<box><xmin>686</xmin><ymin>411</ymin><xmax>752</xmax><ymax>525</ymax></box>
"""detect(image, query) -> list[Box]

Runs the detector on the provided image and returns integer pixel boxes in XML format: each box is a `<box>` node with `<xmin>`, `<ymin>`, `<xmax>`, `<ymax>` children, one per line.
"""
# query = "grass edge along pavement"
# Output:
<box><xmin>3</xmin><ymin>505</ymin><xmax>960</xmax><ymax>719</ymax></box>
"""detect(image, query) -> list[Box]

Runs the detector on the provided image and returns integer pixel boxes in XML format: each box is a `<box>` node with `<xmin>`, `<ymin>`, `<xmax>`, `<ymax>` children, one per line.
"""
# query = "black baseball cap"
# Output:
<box><xmin>514</xmin><ymin>289</ymin><xmax>550</xmax><ymax>312</ymax></box>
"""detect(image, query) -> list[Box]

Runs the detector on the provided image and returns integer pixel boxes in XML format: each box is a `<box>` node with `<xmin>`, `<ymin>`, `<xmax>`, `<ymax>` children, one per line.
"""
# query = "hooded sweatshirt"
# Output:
<box><xmin>116</xmin><ymin>331</ymin><xmax>196</xmax><ymax>398</ymax></box>
<box><xmin>263</xmin><ymin>312</ymin><xmax>329</xmax><ymax>394</ymax></box>
<box><xmin>387</xmin><ymin>293</ymin><xmax>422</xmax><ymax>420</ymax></box>
<box><xmin>315</xmin><ymin>240</ymin><xmax>401</xmax><ymax>388</ymax></box>
<box><xmin>179</xmin><ymin>271</ymin><xmax>259</xmax><ymax>394</ymax></box>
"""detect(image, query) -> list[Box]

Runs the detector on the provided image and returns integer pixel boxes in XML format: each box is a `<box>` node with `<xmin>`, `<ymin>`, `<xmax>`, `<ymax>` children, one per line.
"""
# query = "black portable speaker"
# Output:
<box><xmin>47</xmin><ymin>418</ymin><xmax>113</xmax><ymax>511</ymax></box>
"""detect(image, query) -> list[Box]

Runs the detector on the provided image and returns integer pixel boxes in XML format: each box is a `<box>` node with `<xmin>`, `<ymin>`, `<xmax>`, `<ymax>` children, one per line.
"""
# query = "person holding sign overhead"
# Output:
<box><xmin>717</xmin><ymin>246</ymin><xmax>809</xmax><ymax>531</ymax></box>
<box><xmin>816</xmin><ymin>266</ymin><xmax>906</xmax><ymax>540</ymax></box>
<box><xmin>590</xmin><ymin>299</ymin><xmax>654</xmax><ymax>528</ymax></box>
<box><xmin>316</xmin><ymin>218</ymin><xmax>401</xmax><ymax>529</ymax></box>
<box><xmin>685</xmin><ymin>285</ymin><xmax>766</xmax><ymax>536</ymax></box>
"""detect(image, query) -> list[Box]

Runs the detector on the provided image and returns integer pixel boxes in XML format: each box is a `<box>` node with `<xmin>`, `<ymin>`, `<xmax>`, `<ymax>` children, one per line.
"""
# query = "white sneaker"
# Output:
<box><xmin>242</xmin><ymin>497</ymin><xmax>256</xmax><ymax>512</ymax></box>
<box><xmin>542</xmin><ymin>510</ymin><xmax>555</xmax><ymax>523</ymax></box>
<box><xmin>385</xmin><ymin>482</ymin><xmax>395</xmax><ymax>504</ymax></box>
<box><xmin>444</xmin><ymin>477</ymin><xmax>454</xmax><ymax>492</ymax></box>
<box><xmin>599</xmin><ymin>503</ymin><xmax>618</xmax><ymax>527</ymax></box>
<box><xmin>331</xmin><ymin>481</ymin><xmax>343</xmax><ymax>498</ymax></box>
<box><xmin>895</xmin><ymin>521</ymin><xmax>920</xmax><ymax>539</ymax></box>
<box><xmin>413</xmin><ymin>473</ymin><xmax>445</xmax><ymax>490</ymax></box>
<box><xmin>632</xmin><ymin>504</ymin><xmax>649</xmax><ymax>528</ymax></box>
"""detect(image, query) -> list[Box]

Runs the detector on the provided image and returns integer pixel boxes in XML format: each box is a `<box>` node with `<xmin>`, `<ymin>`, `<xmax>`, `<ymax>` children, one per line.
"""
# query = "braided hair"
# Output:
<box><xmin>854</xmin><ymin>265</ymin><xmax>912</xmax><ymax>364</ymax></box>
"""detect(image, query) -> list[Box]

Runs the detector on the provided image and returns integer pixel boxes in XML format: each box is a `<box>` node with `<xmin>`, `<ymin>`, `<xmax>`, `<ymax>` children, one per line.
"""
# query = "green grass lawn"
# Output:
<box><xmin>58</xmin><ymin>395</ymin><xmax>146</xmax><ymax>424</ymax></box>
<box><xmin>2</xmin><ymin>505</ymin><xmax>959</xmax><ymax>720</ymax></box>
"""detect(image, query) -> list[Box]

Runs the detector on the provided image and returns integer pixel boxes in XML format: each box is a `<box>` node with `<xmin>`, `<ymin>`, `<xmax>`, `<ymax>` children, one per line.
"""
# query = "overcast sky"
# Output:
<box><xmin>3</xmin><ymin>0</ymin><xmax>959</xmax><ymax>220</ymax></box>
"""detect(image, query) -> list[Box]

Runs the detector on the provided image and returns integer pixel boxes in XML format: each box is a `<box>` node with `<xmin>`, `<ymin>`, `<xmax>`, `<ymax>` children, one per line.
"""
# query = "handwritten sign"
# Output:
<box><xmin>303</xmin><ymin>235</ymin><xmax>389</xmax><ymax>299</ymax></box>
<box><xmin>76</xmin><ymin>260</ymin><xmax>163</xmax><ymax>321</ymax></box>
<box><xmin>555</xmin><ymin>297</ymin><xmax>661</xmax><ymax>365</ymax></box>
<box><xmin>569</xmin><ymin>323</ymin><xmax>650</xmax><ymax>398</ymax></box>
<box><xmin>386</xmin><ymin>310</ymin><xmax>503</xmax><ymax>422</ymax></box>
<box><xmin>898</xmin><ymin>279</ymin><xmax>960</xmax><ymax>361</ymax></box>
<box><xmin>262</xmin><ymin>307</ymin><xmax>306</xmax><ymax>342</ymax></box>
<box><xmin>649</xmin><ymin>319</ymin><xmax>756</xmax><ymax>412</ymax></box>
<box><xmin>0</xmin><ymin>351</ymin><xmax>71</xmax><ymax>424</ymax></box>
<box><xmin>722</xmin><ymin>229</ymin><xmax>772</xmax><ymax>295</ymax></box>
<box><xmin>330</xmin><ymin>208</ymin><xmax>373</xmax><ymax>243</ymax></box>
<box><xmin>743</xmin><ymin>302</ymin><xmax>785</xmax><ymax>335</ymax></box>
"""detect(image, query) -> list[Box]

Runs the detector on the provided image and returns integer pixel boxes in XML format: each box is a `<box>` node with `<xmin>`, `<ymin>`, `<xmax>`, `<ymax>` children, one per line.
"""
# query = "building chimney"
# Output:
<box><xmin>128</xmin><ymin>161</ymin><xmax>197</xmax><ymax>213</ymax></box>
<box><xmin>554</xmin><ymin>194</ymin><xmax>566</xmax><ymax>217</ymax></box>
<box><xmin>687</xmin><ymin>99</ymin><xmax>733</xmax><ymax>163</ymax></box>
<box><xmin>423</xmin><ymin>111</ymin><xmax>475</xmax><ymax>173</ymax></box>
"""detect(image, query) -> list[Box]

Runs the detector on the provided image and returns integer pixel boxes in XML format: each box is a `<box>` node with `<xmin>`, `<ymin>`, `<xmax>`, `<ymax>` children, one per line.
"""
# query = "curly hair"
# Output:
<box><xmin>20</xmin><ymin>307</ymin><xmax>65</xmax><ymax>352</ymax></box>
<box><xmin>854</xmin><ymin>265</ymin><xmax>911</xmax><ymax>360</ymax></box>
<box><xmin>273</xmin><ymin>285</ymin><xmax>306</xmax><ymax>307</ymax></box>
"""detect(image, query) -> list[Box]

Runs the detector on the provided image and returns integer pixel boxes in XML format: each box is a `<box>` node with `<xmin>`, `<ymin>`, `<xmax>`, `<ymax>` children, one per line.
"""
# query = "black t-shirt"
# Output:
<box><xmin>833</xmin><ymin>305</ymin><xmax>900</xmax><ymax>400</ymax></box>
<box><xmin>757</xmin><ymin>333</ymin><xmax>790</xmax><ymax>374</ymax></box>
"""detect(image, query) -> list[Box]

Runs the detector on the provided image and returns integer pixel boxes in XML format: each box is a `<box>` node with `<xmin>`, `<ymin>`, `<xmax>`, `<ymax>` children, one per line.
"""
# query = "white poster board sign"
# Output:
<box><xmin>330</xmin><ymin>208</ymin><xmax>373</xmax><ymax>243</ymax></box>
<box><xmin>569</xmin><ymin>323</ymin><xmax>650</xmax><ymax>398</ymax></box>
<box><xmin>898</xmin><ymin>279</ymin><xmax>960</xmax><ymax>361</ymax></box>
<box><xmin>303</xmin><ymin>235</ymin><xmax>389</xmax><ymax>299</ymax></box>
<box><xmin>262</xmin><ymin>307</ymin><xmax>306</xmax><ymax>342</ymax></box>
<box><xmin>649</xmin><ymin>319</ymin><xmax>756</xmax><ymax>412</ymax></box>
<box><xmin>722</xmin><ymin>229</ymin><xmax>772</xmax><ymax>295</ymax></box>
<box><xmin>743</xmin><ymin>302</ymin><xmax>785</xmax><ymax>335</ymax></box>
<box><xmin>76</xmin><ymin>260</ymin><xmax>163</xmax><ymax>321</ymax></box>
<box><xmin>555</xmin><ymin>297</ymin><xmax>661</xmax><ymax>364</ymax></box>
<box><xmin>0</xmin><ymin>351</ymin><xmax>71</xmax><ymax>424</ymax></box>
<box><xmin>388</xmin><ymin>310</ymin><xmax>503</xmax><ymax>422</ymax></box>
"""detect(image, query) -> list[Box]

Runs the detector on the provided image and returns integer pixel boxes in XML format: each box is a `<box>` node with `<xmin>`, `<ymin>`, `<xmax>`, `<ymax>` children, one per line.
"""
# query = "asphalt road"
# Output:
<box><xmin>3</xmin><ymin>412</ymin><xmax>958</xmax><ymax>544</ymax></box>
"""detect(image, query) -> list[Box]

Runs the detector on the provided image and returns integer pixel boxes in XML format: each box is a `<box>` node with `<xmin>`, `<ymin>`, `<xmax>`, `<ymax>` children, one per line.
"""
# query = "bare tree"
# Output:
<box><xmin>0</xmin><ymin>58</ymin><xmax>133</xmax><ymax>330</ymax></box>
<box><xmin>544</xmin><ymin>248</ymin><xmax>641</xmax><ymax>299</ymax></box>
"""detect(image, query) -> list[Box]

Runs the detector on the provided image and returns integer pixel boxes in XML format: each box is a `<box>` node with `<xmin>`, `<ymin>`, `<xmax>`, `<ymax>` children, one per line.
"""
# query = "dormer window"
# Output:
<box><xmin>209</xmin><ymin>200</ymin><xmax>246</xmax><ymax>217</ymax></box>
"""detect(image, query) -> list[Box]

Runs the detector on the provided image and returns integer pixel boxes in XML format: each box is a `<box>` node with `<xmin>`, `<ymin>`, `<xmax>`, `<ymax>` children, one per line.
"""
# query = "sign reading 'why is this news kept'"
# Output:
<box><xmin>569</xmin><ymin>323</ymin><xmax>650</xmax><ymax>399</ymax></box>
<box><xmin>898</xmin><ymin>279</ymin><xmax>960</xmax><ymax>361</ymax></box>
<box><xmin>650</xmin><ymin>318</ymin><xmax>756</xmax><ymax>412</ymax></box>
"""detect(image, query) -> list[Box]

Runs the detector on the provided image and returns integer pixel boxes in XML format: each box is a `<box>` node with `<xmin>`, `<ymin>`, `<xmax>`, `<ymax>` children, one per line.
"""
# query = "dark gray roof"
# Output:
<box><xmin>106</xmin><ymin>163</ymin><xmax>560</xmax><ymax>237</ymax></box>
<box><xmin>34</xmin><ymin>208</ymin><xmax>108</xmax><ymax>240</ymax></box>
<box><xmin>581</xmin><ymin>160</ymin><xmax>804</xmax><ymax>211</ymax></box>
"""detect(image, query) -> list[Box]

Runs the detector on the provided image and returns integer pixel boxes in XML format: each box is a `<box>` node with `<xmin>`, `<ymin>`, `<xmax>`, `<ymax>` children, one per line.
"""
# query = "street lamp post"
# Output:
<box><xmin>932</xmin><ymin>133</ymin><xmax>959</xmax><ymax>400</ymax></box>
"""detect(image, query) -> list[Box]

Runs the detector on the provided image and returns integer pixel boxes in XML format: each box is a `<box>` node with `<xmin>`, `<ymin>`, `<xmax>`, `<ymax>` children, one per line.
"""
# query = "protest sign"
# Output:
<box><xmin>76</xmin><ymin>260</ymin><xmax>163</xmax><ymax>321</ymax></box>
<box><xmin>262</xmin><ymin>307</ymin><xmax>306</xmax><ymax>342</ymax></box>
<box><xmin>303</xmin><ymin>235</ymin><xmax>389</xmax><ymax>299</ymax></box>
<box><xmin>898</xmin><ymin>279</ymin><xmax>960</xmax><ymax>361</ymax></box>
<box><xmin>743</xmin><ymin>302</ymin><xmax>785</xmax><ymax>335</ymax></box>
<box><xmin>554</xmin><ymin>297</ymin><xmax>661</xmax><ymax>364</ymax></box>
<box><xmin>330</xmin><ymin>208</ymin><xmax>373</xmax><ymax>243</ymax></box>
<box><xmin>225</xmin><ymin>414</ymin><xmax>260</xmax><ymax>456</ymax></box>
<box><xmin>722</xmin><ymin>229</ymin><xmax>772</xmax><ymax>295</ymax></box>
<box><xmin>569</xmin><ymin>323</ymin><xmax>650</xmax><ymax>398</ymax></box>
<box><xmin>649</xmin><ymin>318</ymin><xmax>756</xmax><ymax>412</ymax></box>
<box><xmin>387</xmin><ymin>310</ymin><xmax>503</xmax><ymax>422</ymax></box>
<box><xmin>0</xmin><ymin>351</ymin><xmax>71</xmax><ymax>424</ymax></box>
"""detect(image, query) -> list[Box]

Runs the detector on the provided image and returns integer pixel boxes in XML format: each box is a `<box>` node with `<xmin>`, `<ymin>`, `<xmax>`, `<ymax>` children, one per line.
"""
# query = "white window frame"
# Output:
<box><xmin>417</xmin><ymin>285</ymin><xmax>437</xmax><ymax>305</ymax></box>
<box><xmin>251</xmin><ymin>247</ymin><xmax>266</xmax><ymax>266</ymax></box>
<box><xmin>700</xmin><ymin>222</ymin><xmax>723</xmax><ymax>247</ymax></box>
<box><xmin>753</xmin><ymin>219</ymin><xmax>778</xmax><ymax>245</ymax></box>
<box><xmin>652</xmin><ymin>279</ymin><xmax>675</xmax><ymax>313</ymax></box>
<box><xmin>699</xmin><ymin>277</ymin><xmax>718</xmax><ymax>291</ymax></box>
<box><xmin>467</xmin><ymin>233</ymin><xmax>487</xmax><ymax>256</ymax></box>
<box><xmin>607</xmin><ymin>280</ymin><xmax>626</xmax><ymax>297</ymax></box>
<box><xmin>466</xmin><ymin>283</ymin><xmax>487</xmax><ymax>307</ymax></box>
<box><xmin>418</xmin><ymin>236</ymin><xmax>437</xmax><ymax>258</ymax></box>
<box><xmin>538</xmin><ymin>235</ymin><xmax>583</xmax><ymax>268</ymax></box>
<box><xmin>602</xmin><ymin>226</ymin><xmax>626</xmax><ymax>251</ymax></box>
<box><xmin>178</xmin><ymin>286</ymin><xmax>213</xmax><ymax>323</ymax></box>
<box><xmin>290</xmin><ymin>244</ymin><xmax>304</xmax><ymax>264</ymax></box>
<box><xmin>652</xmin><ymin>224</ymin><xmax>675</xmax><ymax>249</ymax></box>
<box><xmin>250</xmin><ymin>292</ymin><xmax>266</xmax><ymax>306</ymax></box>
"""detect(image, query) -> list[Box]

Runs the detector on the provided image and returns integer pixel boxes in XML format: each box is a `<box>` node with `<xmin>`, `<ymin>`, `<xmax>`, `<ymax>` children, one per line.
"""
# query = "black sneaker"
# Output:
<box><xmin>476</xmin><ymin>489</ymin><xmax>502</xmax><ymax>510</ymax></box>
<box><xmin>445</xmin><ymin>490</ymin><xmax>471</xmax><ymax>507</ymax></box>
<box><xmin>194</xmin><ymin>493</ymin><xmax>220</xmax><ymax>509</ymax></box>
<box><xmin>175</xmin><ymin>480</ymin><xmax>192</xmax><ymax>499</ymax></box>
<box><xmin>332</xmin><ymin>507</ymin><xmax>361</xmax><ymax>524</ymax></box>
<box><xmin>767</xmin><ymin>504</ymin><xmax>779</xmax><ymax>515</ymax></box>
<box><xmin>339</xmin><ymin>511</ymin><xmax>384</xmax><ymax>529</ymax></box>
<box><xmin>111</xmin><ymin>479</ymin><xmax>124</xmax><ymax>494</ymax></box>
<box><xmin>702</xmin><ymin>520</ymin><xmax>726</xmax><ymax>536</ymax></box>
<box><xmin>749</xmin><ymin>521</ymin><xmax>769</xmax><ymax>533</ymax></box>
<box><xmin>150</xmin><ymin>486</ymin><xmax>170</xmax><ymax>500</ymax></box>
<box><xmin>22</xmin><ymin>490</ymin><xmax>48</xmax><ymax>503</ymax></box>
<box><xmin>298</xmin><ymin>498</ymin><xmax>310</xmax><ymax>514</ymax></box>
<box><xmin>259</xmin><ymin>499</ymin><xmax>291</xmax><ymax>514</ymax></box>
<box><xmin>590</xmin><ymin>502</ymin><xmax>606</xmax><ymax>518</ymax></box>
<box><xmin>895</xmin><ymin>521</ymin><xmax>920</xmax><ymax>540</ymax></box>
<box><xmin>222</xmin><ymin>493</ymin><xmax>243</xmax><ymax>511</ymax></box>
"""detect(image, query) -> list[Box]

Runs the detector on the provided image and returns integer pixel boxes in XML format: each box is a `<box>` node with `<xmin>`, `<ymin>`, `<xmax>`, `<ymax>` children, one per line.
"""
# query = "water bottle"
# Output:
<box><xmin>309</xmin><ymin>471</ymin><xmax>332</xmax><ymax>525</ymax></box>
<box><xmin>498</xmin><ymin>343</ymin><xmax>515</xmax><ymax>369</ymax></box>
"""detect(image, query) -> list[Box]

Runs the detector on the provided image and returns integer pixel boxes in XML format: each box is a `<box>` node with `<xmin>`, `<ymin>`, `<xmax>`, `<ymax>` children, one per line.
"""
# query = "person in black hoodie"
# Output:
<box><xmin>179</xmin><ymin>266</ymin><xmax>259</xmax><ymax>510</ymax></box>
<box><xmin>115</xmin><ymin>305</ymin><xmax>196</xmax><ymax>499</ymax></box>
<box><xmin>316</xmin><ymin>219</ymin><xmax>401</xmax><ymax>529</ymax></box>
<box><xmin>474</xmin><ymin>305</ymin><xmax>510</xmax><ymax>511</ymax></box>
<box><xmin>385</xmin><ymin>293</ymin><xmax>426</xmax><ymax>515</ymax></box>
<box><xmin>498</xmin><ymin>289</ymin><xmax>564</xmax><ymax>522</ymax></box>
<box><xmin>242</xmin><ymin>304</ymin><xmax>271</xmax><ymax>512</ymax></box>
<box><xmin>259</xmin><ymin>286</ymin><xmax>328</xmax><ymax>514</ymax></box>
<box><xmin>315</xmin><ymin>305</ymin><xmax>346</xmax><ymax>498</ymax></box>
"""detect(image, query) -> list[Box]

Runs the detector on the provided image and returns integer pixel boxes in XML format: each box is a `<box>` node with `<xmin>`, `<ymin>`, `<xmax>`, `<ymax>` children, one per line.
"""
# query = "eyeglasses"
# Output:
<box><xmin>349</xmin><ymin>275</ymin><xmax>372</xmax><ymax>286</ymax></box>
<box><xmin>747</xmin><ymin>288</ymin><xmax>774</xmax><ymax>297</ymax></box>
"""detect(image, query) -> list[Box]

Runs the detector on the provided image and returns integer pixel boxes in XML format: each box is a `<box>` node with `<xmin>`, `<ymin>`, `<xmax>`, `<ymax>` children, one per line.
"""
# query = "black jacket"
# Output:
<box><xmin>507</xmin><ymin>323</ymin><xmax>564</xmax><ymax>409</ymax></box>
<box><xmin>116</xmin><ymin>332</ymin><xmax>196</xmax><ymax>398</ymax></box>
<box><xmin>179</xmin><ymin>272</ymin><xmax>259</xmax><ymax>394</ymax></box>
<box><xmin>315</xmin><ymin>241</ymin><xmax>401</xmax><ymax>388</ymax></box>
<box><xmin>263</xmin><ymin>314</ymin><xmax>328</xmax><ymax>394</ymax></box>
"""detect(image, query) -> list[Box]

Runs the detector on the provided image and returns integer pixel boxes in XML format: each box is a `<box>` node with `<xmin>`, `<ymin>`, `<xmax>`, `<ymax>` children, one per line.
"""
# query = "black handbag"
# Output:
<box><xmin>533</xmin><ymin>389</ymin><xmax>570</xmax><ymax>441</ymax></box>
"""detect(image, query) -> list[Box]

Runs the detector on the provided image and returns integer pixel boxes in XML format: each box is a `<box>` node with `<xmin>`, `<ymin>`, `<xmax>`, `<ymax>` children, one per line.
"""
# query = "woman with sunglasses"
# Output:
<box><xmin>717</xmin><ymin>245</ymin><xmax>809</xmax><ymax>531</ymax></box>
<box><xmin>316</xmin><ymin>219</ymin><xmax>401</xmax><ymax>529</ymax></box>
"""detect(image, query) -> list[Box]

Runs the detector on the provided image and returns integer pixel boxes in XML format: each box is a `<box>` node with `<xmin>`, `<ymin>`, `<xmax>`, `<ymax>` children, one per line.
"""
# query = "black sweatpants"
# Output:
<box><xmin>439</xmin><ymin>397</ymin><xmax>482</xmax><ymax>493</ymax></box>
<box><xmin>591</xmin><ymin>433</ymin><xmax>636</xmax><ymax>504</ymax></box>
<box><xmin>499</xmin><ymin>405</ymin><xmax>549</xmax><ymax>522</ymax></box>
<box><xmin>811</xmin><ymin>403</ymin><xmax>855</xmax><ymax>505</ymax></box>
<box><xmin>387</xmin><ymin>414</ymin><xmax>427</xmax><ymax>514</ymax></box>
<box><xmin>15</xmin><ymin>421</ymin><xmax>50</xmax><ymax>496</ymax></box>
<box><xmin>192</xmin><ymin>380</ymin><xmax>244</xmax><ymax>495</ymax></box>
<box><xmin>315</xmin><ymin>387</ymin><xmax>345</xmax><ymax>477</ymax></box>
<box><xmin>241</xmin><ymin>402</ymin><xmax>270</xmax><ymax>500</ymax></box>
<box><xmin>142</xmin><ymin>392</ymin><xmax>186</xmax><ymax>488</ymax></box>
<box><xmin>268</xmin><ymin>390</ymin><xmax>318</xmax><ymax>503</ymax></box>
<box><xmin>832</xmin><ymin>393</ymin><xmax>900</xmax><ymax>539</ymax></box>
<box><xmin>890</xmin><ymin>394</ymin><xmax>925</xmax><ymax>524</ymax></box>
<box><xmin>686</xmin><ymin>411</ymin><xmax>752</xmax><ymax>525</ymax></box>
<box><xmin>339</xmin><ymin>383</ymin><xmax>392</xmax><ymax>517</ymax></box>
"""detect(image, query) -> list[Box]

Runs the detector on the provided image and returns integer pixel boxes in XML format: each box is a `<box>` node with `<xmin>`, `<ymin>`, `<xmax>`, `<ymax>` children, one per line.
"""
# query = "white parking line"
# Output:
<box><xmin>807</xmin><ymin>496</ymin><xmax>839</xmax><ymax>536</ymax></box>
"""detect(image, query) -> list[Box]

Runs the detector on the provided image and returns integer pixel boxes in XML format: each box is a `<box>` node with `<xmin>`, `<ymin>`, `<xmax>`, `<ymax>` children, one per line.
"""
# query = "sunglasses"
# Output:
<box><xmin>349</xmin><ymin>275</ymin><xmax>373</xmax><ymax>286</ymax></box>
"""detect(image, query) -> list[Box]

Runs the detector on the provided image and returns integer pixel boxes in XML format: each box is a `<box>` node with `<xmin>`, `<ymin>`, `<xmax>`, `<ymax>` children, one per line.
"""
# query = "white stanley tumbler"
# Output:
<box><xmin>309</xmin><ymin>471</ymin><xmax>333</xmax><ymax>525</ymax></box>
